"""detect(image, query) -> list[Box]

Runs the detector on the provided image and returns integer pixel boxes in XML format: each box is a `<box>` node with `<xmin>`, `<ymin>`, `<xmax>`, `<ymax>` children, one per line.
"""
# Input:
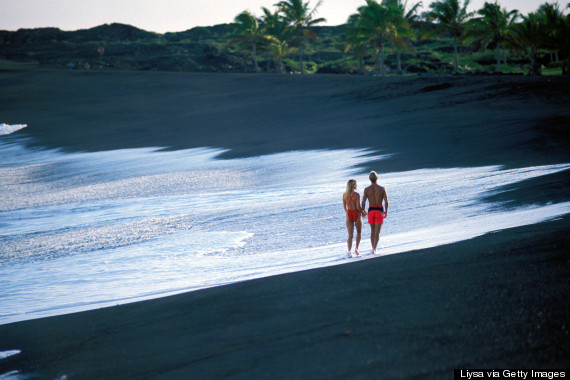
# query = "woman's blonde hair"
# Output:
<box><xmin>344</xmin><ymin>179</ymin><xmax>357</xmax><ymax>201</ymax></box>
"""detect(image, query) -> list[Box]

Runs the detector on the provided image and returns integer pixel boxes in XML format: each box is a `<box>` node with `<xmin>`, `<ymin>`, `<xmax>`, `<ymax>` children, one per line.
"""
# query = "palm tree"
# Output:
<box><xmin>560</xmin><ymin>4</ymin><xmax>570</xmax><ymax>75</ymax></box>
<box><xmin>401</xmin><ymin>1</ymin><xmax>424</xmax><ymax>24</ymax></box>
<box><xmin>275</xmin><ymin>0</ymin><xmax>326</xmax><ymax>74</ymax></box>
<box><xmin>510</xmin><ymin>12</ymin><xmax>548</xmax><ymax>75</ymax></box>
<box><xmin>535</xmin><ymin>2</ymin><xmax>570</xmax><ymax>75</ymax></box>
<box><xmin>538</xmin><ymin>2</ymin><xmax>564</xmax><ymax>64</ymax></box>
<box><xmin>469</xmin><ymin>2</ymin><xmax>518</xmax><ymax>73</ymax></box>
<box><xmin>228</xmin><ymin>10</ymin><xmax>268</xmax><ymax>73</ymax></box>
<box><xmin>385</xmin><ymin>0</ymin><xmax>423</xmax><ymax>73</ymax></box>
<box><xmin>425</xmin><ymin>0</ymin><xmax>473</xmax><ymax>72</ymax></box>
<box><xmin>345</xmin><ymin>13</ymin><xmax>370</xmax><ymax>74</ymax></box>
<box><xmin>349</xmin><ymin>0</ymin><xmax>407</xmax><ymax>77</ymax></box>
<box><xmin>260</xmin><ymin>7</ymin><xmax>292</xmax><ymax>73</ymax></box>
<box><xmin>566</xmin><ymin>5</ymin><xmax>570</xmax><ymax>75</ymax></box>
<box><xmin>268</xmin><ymin>39</ymin><xmax>290</xmax><ymax>73</ymax></box>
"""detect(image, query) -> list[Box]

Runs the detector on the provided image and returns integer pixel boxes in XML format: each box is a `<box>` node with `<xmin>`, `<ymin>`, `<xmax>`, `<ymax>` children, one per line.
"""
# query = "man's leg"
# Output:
<box><xmin>375</xmin><ymin>224</ymin><xmax>383</xmax><ymax>252</ymax></box>
<box><xmin>370</xmin><ymin>224</ymin><xmax>379</xmax><ymax>253</ymax></box>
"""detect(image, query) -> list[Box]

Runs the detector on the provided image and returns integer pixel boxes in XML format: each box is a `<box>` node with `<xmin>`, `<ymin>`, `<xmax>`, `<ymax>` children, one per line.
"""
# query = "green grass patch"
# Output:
<box><xmin>542</xmin><ymin>67</ymin><xmax>563</xmax><ymax>76</ymax></box>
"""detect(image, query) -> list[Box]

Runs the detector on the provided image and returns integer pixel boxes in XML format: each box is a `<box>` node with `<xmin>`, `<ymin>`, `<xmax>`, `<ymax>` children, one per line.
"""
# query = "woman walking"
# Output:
<box><xmin>343</xmin><ymin>179</ymin><xmax>366</xmax><ymax>257</ymax></box>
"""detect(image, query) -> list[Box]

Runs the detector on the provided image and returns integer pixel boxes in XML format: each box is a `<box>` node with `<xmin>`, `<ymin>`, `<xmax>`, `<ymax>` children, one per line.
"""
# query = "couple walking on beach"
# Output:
<box><xmin>342</xmin><ymin>171</ymin><xmax>389</xmax><ymax>258</ymax></box>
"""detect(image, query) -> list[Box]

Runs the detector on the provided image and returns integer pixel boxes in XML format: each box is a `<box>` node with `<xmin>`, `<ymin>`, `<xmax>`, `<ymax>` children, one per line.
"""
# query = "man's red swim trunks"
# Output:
<box><xmin>368</xmin><ymin>206</ymin><xmax>384</xmax><ymax>224</ymax></box>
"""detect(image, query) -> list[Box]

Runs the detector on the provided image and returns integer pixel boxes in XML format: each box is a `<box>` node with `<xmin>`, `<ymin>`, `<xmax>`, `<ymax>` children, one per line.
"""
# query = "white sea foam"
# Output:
<box><xmin>0</xmin><ymin>138</ymin><xmax>569</xmax><ymax>324</ymax></box>
<box><xmin>0</xmin><ymin>350</ymin><xmax>20</xmax><ymax>360</ymax></box>
<box><xmin>0</xmin><ymin>124</ymin><xmax>27</xmax><ymax>136</ymax></box>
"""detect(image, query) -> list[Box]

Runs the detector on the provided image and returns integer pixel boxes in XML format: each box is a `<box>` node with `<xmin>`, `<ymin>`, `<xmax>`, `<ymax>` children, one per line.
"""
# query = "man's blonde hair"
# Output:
<box><xmin>369</xmin><ymin>171</ymin><xmax>378</xmax><ymax>183</ymax></box>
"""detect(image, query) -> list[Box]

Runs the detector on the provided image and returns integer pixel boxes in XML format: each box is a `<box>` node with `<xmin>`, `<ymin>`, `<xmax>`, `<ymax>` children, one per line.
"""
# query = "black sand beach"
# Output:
<box><xmin>1</xmin><ymin>67</ymin><xmax>569</xmax><ymax>378</ymax></box>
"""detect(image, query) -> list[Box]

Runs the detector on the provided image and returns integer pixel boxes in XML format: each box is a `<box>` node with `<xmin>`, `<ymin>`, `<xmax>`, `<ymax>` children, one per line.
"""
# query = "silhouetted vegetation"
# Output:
<box><xmin>1</xmin><ymin>1</ymin><xmax>568</xmax><ymax>75</ymax></box>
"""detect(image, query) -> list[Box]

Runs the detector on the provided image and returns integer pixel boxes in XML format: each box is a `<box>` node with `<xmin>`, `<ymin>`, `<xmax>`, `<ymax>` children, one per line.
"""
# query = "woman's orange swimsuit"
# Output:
<box><xmin>346</xmin><ymin>193</ymin><xmax>359</xmax><ymax>222</ymax></box>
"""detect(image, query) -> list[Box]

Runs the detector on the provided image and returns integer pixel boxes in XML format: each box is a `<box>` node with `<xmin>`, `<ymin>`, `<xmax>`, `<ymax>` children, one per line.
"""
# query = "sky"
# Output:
<box><xmin>0</xmin><ymin>0</ymin><xmax>550</xmax><ymax>34</ymax></box>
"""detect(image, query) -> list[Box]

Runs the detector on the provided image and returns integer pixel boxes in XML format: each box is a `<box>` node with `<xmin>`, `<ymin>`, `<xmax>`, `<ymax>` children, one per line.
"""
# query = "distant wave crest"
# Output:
<box><xmin>0</xmin><ymin>123</ymin><xmax>27</xmax><ymax>136</ymax></box>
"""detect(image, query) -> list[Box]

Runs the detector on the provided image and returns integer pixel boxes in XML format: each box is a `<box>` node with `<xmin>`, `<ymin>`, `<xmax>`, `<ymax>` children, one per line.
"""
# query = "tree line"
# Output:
<box><xmin>229</xmin><ymin>0</ymin><xmax>570</xmax><ymax>75</ymax></box>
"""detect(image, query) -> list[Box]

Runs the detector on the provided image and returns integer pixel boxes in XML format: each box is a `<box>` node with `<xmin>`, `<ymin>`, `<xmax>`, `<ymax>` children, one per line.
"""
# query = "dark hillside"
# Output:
<box><xmin>0</xmin><ymin>23</ymin><xmax>250</xmax><ymax>72</ymax></box>
<box><xmin>1</xmin><ymin>21</ymin><xmax>559</xmax><ymax>74</ymax></box>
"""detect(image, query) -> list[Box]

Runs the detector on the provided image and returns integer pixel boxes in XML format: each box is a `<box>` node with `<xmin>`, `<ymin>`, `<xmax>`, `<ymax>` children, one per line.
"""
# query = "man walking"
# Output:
<box><xmin>362</xmin><ymin>171</ymin><xmax>389</xmax><ymax>254</ymax></box>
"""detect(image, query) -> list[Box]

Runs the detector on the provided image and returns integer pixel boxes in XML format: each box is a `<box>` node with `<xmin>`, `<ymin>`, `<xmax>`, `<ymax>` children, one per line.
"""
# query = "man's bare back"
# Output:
<box><xmin>363</xmin><ymin>183</ymin><xmax>387</xmax><ymax>208</ymax></box>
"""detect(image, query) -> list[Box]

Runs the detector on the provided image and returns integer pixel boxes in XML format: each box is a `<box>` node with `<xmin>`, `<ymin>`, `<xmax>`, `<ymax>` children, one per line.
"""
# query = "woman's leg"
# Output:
<box><xmin>346</xmin><ymin>219</ymin><xmax>354</xmax><ymax>253</ymax></box>
<box><xmin>355</xmin><ymin>217</ymin><xmax>362</xmax><ymax>255</ymax></box>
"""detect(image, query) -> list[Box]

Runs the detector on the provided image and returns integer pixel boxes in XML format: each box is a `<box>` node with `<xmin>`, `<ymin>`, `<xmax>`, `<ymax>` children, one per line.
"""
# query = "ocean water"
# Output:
<box><xmin>1</xmin><ymin>133</ymin><xmax>570</xmax><ymax>325</ymax></box>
